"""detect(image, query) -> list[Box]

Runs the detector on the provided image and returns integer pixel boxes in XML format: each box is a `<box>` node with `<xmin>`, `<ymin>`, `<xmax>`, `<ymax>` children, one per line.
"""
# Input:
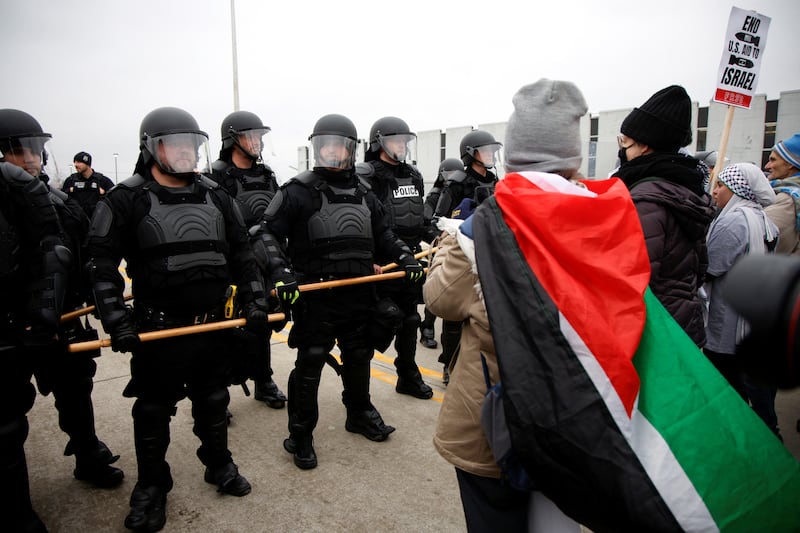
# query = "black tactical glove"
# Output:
<box><xmin>274</xmin><ymin>271</ymin><xmax>300</xmax><ymax>306</ymax></box>
<box><xmin>244</xmin><ymin>301</ymin><xmax>269</xmax><ymax>334</ymax></box>
<box><xmin>399</xmin><ymin>254</ymin><xmax>425</xmax><ymax>283</ymax></box>
<box><xmin>110</xmin><ymin>316</ymin><xmax>139</xmax><ymax>353</ymax></box>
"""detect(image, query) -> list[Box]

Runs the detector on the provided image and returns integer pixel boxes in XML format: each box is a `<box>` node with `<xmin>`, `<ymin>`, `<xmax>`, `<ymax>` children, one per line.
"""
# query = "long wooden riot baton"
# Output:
<box><xmin>67</xmin><ymin>312</ymin><xmax>286</xmax><ymax>353</ymax></box>
<box><xmin>379</xmin><ymin>246</ymin><xmax>438</xmax><ymax>273</ymax></box>
<box><xmin>60</xmin><ymin>294</ymin><xmax>134</xmax><ymax>323</ymax></box>
<box><xmin>61</xmin><ymin>246</ymin><xmax>439</xmax><ymax>322</ymax></box>
<box><xmin>63</xmin><ymin>248</ymin><xmax>439</xmax><ymax>323</ymax></box>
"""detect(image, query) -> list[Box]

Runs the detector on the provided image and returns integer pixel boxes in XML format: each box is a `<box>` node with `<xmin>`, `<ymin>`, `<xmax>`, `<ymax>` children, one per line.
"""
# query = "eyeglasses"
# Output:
<box><xmin>617</xmin><ymin>135</ymin><xmax>635</xmax><ymax>150</ymax></box>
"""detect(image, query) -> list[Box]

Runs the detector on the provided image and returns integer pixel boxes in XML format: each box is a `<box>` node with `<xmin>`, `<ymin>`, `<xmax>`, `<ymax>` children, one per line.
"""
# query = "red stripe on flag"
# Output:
<box><xmin>494</xmin><ymin>174</ymin><xmax>651</xmax><ymax>414</ymax></box>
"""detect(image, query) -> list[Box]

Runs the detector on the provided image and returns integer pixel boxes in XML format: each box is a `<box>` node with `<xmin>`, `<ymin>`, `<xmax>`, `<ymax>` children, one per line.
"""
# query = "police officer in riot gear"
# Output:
<box><xmin>433</xmin><ymin>130</ymin><xmax>502</xmax><ymax>384</ymax></box>
<box><xmin>211</xmin><ymin>110</ymin><xmax>286</xmax><ymax>409</ymax></box>
<box><xmin>253</xmin><ymin>114</ymin><xmax>424</xmax><ymax>470</ymax></box>
<box><xmin>88</xmin><ymin>107</ymin><xmax>268</xmax><ymax>531</ymax></box>
<box><xmin>419</xmin><ymin>158</ymin><xmax>466</xmax><ymax>350</ymax></box>
<box><xmin>424</xmin><ymin>157</ymin><xmax>464</xmax><ymax>223</ymax></box>
<box><xmin>0</xmin><ymin>154</ymin><xmax>68</xmax><ymax>531</ymax></box>
<box><xmin>359</xmin><ymin>116</ymin><xmax>433</xmax><ymax>399</ymax></box>
<box><xmin>434</xmin><ymin>130</ymin><xmax>502</xmax><ymax>219</ymax></box>
<box><xmin>0</xmin><ymin>109</ymin><xmax>125</xmax><ymax>493</ymax></box>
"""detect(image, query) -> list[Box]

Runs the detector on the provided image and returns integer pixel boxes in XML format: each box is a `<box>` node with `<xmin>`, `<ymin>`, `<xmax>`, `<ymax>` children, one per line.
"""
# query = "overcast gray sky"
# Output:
<box><xmin>2</xmin><ymin>0</ymin><xmax>798</xmax><ymax>182</ymax></box>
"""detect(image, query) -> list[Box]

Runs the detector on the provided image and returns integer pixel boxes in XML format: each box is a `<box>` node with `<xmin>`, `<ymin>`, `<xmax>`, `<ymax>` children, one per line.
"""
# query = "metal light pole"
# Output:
<box><xmin>230</xmin><ymin>0</ymin><xmax>240</xmax><ymax>111</ymax></box>
<box><xmin>113</xmin><ymin>153</ymin><xmax>119</xmax><ymax>184</ymax></box>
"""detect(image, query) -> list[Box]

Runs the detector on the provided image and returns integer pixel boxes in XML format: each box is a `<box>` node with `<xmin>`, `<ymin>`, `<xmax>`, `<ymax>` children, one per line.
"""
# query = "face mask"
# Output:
<box><xmin>618</xmin><ymin>147</ymin><xmax>629</xmax><ymax>165</ymax></box>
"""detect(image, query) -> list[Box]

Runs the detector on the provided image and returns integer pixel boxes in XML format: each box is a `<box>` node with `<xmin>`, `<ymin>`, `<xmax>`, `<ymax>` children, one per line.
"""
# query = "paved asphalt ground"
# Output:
<box><xmin>25</xmin><ymin>310</ymin><xmax>800</xmax><ymax>532</ymax></box>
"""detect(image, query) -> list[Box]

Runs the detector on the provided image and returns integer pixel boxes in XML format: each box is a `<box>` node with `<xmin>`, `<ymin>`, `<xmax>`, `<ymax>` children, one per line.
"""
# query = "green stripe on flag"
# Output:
<box><xmin>635</xmin><ymin>289</ymin><xmax>800</xmax><ymax>532</ymax></box>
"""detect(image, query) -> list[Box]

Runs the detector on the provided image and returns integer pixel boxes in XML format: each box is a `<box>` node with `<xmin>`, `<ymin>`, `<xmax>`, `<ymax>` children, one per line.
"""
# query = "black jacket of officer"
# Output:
<box><xmin>0</xmin><ymin>161</ymin><xmax>68</xmax><ymax>532</ymax></box>
<box><xmin>62</xmin><ymin>163</ymin><xmax>115</xmax><ymax>220</ymax></box>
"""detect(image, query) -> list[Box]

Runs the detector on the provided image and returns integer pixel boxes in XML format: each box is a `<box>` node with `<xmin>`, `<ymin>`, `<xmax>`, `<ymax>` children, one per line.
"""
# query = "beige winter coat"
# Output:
<box><xmin>764</xmin><ymin>192</ymin><xmax>800</xmax><ymax>255</ymax></box>
<box><xmin>424</xmin><ymin>230</ymin><xmax>501</xmax><ymax>479</ymax></box>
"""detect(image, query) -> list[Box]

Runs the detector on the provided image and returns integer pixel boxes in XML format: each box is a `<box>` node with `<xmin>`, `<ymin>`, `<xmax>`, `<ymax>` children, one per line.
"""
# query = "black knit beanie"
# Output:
<box><xmin>74</xmin><ymin>151</ymin><xmax>92</xmax><ymax>166</ymax></box>
<box><xmin>620</xmin><ymin>85</ymin><xmax>692</xmax><ymax>152</ymax></box>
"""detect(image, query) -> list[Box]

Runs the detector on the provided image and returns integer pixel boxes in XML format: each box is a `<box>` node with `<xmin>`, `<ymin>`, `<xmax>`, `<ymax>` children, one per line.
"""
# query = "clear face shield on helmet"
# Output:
<box><xmin>0</xmin><ymin>134</ymin><xmax>54</xmax><ymax>179</ymax></box>
<box><xmin>311</xmin><ymin>134</ymin><xmax>357</xmax><ymax>170</ymax></box>
<box><xmin>234</xmin><ymin>127</ymin><xmax>273</xmax><ymax>160</ymax></box>
<box><xmin>473</xmin><ymin>143</ymin><xmax>503</xmax><ymax>169</ymax></box>
<box><xmin>379</xmin><ymin>133</ymin><xmax>417</xmax><ymax>163</ymax></box>
<box><xmin>144</xmin><ymin>132</ymin><xmax>211</xmax><ymax>176</ymax></box>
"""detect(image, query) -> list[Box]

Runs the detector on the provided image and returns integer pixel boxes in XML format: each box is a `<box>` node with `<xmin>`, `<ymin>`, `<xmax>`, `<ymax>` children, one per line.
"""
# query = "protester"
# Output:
<box><xmin>763</xmin><ymin>132</ymin><xmax>800</xmax><ymax>255</ymax></box>
<box><xmin>62</xmin><ymin>151</ymin><xmax>115</xmax><ymax>219</ymax></box>
<box><xmin>211</xmin><ymin>110</ymin><xmax>286</xmax><ymax>409</ymax></box>
<box><xmin>253</xmin><ymin>114</ymin><xmax>424</xmax><ymax>470</ymax></box>
<box><xmin>425</xmin><ymin>79</ymin><xmax>586</xmax><ymax>532</ymax></box>
<box><xmin>0</xmin><ymin>109</ymin><xmax>125</xmax><ymax>492</ymax></box>
<box><xmin>612</xmin><ymin>85</ymin><xmax>715</xmax><ymax>347</ymax></box>
<box><xmin>704</xmin><ymin>162</ymin><xmax>780</xmax><ymax>436</ymax></box>
<box><xmin>359</xmin><ymin>116</ymin><xmax>434</xmax><ymax>399</ymax></box>
<box><xmin>88</xmin><ymin>107</ymin><xmax>268</xmax><ymax>531</ymax></box>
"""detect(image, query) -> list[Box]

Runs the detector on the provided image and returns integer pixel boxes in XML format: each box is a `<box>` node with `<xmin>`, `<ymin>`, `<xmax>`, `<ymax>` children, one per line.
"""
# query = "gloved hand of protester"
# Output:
<box><xmin>244</xmin><ymin>300</ymin><xmax>269</xmax><ymax>334</ymax></box>
<box><xmin>110</xmin><ymin>315</ymin><xmax>140</xmax><ymax>353</ymax></box>
<box><xmin>399</xmin><ymin>254</ymin><xmax>425</xmax><ymax>283</ymax></box>
<box><xmin>274</xmin><ymin>271</ymin><xmax>300</xmax><ymax>305</ymax></box>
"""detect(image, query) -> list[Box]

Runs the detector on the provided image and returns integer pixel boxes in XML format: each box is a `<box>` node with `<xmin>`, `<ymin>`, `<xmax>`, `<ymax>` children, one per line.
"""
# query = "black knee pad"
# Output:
<box><xmin>296</xmin><ymin>346</ymin><xmax>328</xmax><ymax>374</ymax></box>
<box><xmin>132</xmin><ymin>400</ymin><xmax>175</xmax><ymax>424</ymax></box>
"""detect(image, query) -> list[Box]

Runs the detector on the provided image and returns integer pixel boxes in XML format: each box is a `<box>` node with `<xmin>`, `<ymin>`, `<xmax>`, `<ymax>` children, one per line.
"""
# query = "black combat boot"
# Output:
<box><xmin>73</xmin><ymin>439</ymin><xmax>124</xmax><ymax>488</ymax></box>
<box><xmin>282</xmin><ymin>434</ymin><xmax>317</xmax><ymax>470</ymax></box>
<box><xmin>124</xmin><ymin>483</ymin><xmax>168</xmax><ymax>532</ymax></box>
<box><xmin>419</xmin><ymin>327</ymin><xmax>437</xmax><ymax>348</ymax></box>
<box><xmin>420</xmin><ymin>308</ymin><xmax>438</xmax><ymax>348</ymax></box>
<box><xmin>395</xmin><ymin>361</ymin><xmax>434</xmax><ymax>399</ymax></box>
<box><xmin>203</xmin><ymin>462</ymin><xmax>251</xmax><ymax>496</ymax></box>
<box><xmin>285</xmin><ymin>367</ymin><xmax>322</xmax><ymax>469</ymax></box>
<box><xmin>254</xmin><ymin>379</ymin><xmax>287</xmax><ymax>409</ymax></box>
<box><xmin>345</xmin><ymin>405</ymin><xmax>396</xmax><ymax>442</ymax></box>
<box><xmin>2</xmin><ymin>433</ymin><xmax>48</xmax><ymax>533</ymax></box>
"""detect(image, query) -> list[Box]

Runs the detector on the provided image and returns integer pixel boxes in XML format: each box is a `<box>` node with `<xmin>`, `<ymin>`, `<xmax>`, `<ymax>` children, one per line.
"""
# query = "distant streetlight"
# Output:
<box><xmin>113</xmin><ymin>153</ymin><xmax>119</xmax><ymax>184</ymax></box>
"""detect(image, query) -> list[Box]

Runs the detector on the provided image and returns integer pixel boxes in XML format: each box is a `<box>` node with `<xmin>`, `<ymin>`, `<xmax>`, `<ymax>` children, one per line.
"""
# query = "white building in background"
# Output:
<box><xmin>298</xmin><ymin>89</ymin><xmax>800</xmax><ymax>190</ymax></box>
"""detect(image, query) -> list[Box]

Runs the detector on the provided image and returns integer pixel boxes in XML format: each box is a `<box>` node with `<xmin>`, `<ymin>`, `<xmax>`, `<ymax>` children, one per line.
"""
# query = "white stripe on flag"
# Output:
<box><xmin>559</xmin><ymin>314</ymin><xmax>717</xmax><ymax>532</ymax></box>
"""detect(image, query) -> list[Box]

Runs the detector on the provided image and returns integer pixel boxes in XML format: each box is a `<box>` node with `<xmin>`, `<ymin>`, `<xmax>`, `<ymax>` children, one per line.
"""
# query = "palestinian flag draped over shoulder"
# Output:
<box><xmin>473</xmin><ymin>171</ymin><xmax>800</xmax><ymax>533</ymax></box>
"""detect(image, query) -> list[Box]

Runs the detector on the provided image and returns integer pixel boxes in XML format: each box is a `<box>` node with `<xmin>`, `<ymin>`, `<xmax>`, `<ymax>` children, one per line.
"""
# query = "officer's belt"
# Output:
<box><xmin>135</xmin><ymin>303</ymin><xmax>227</xmax><ymax>330</ymax></box>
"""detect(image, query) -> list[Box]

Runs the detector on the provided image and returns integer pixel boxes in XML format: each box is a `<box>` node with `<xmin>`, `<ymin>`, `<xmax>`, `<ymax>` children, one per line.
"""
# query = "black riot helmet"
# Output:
<box><xmin>138</xmin><ymin>107</ymin><xmax>211</xmax><ymax>178</ymax></box>
<box><xmin>220</xmin><ymin>110</ymin><xmax>272</xmax><ymax>161</ymax></box>
<box><xmin>308</xmin><ymin>114</ymin><xmax>358</xmax><ymax>170</ymax></box>
<box><xmin>460</xmin><ymin>130</ymin><xmax>503</xmax><ymax>169</ymax></box>
<box><xmin>366</xmin><ymin>116</ymin><xmax>416</xmax><ymax>164</ymax></box>
<box><xmin>0</xmin><ymin>109</ymin><xmax>53</xmax><ymax>177</ymax></box>
<box><xmin>438</xmin><ymin>157</ymin><xmax>464</xmax><ymax>181</ymax></box>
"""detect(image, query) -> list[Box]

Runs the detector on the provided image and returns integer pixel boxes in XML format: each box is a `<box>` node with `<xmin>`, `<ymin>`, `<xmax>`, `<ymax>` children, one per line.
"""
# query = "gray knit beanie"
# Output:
<box><xmin>503</xmin><ymin>79</ymin><xmax>588</xmax><ymax>174</ymax></box>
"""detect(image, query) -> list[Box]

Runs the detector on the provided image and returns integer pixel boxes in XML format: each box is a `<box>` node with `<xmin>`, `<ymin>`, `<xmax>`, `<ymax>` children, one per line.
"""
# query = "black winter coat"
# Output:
<box><xmin>616</xmin><ymin>153</ymin><xmax>715</xmax><ymax>346</ymax></box>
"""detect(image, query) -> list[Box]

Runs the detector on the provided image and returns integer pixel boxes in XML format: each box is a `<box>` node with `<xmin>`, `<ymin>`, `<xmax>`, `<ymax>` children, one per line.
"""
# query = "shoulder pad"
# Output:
<box><xmin>355</xmin><ymin>162</ymin><xmax>376</xmax><ymax>180</ymax></box>
<box><xmin>211</xmin><ymin>160</ymin><xmax>229</xmax><ymax>173</ymax></box>
<box><xmin>197</xmin><ymin>173</ymin><xmax>220</xmax><ymax>189</ymax></box>
<box><xmin>293</xmin><ymin>170</ymin><xmax>318</xmax><ymax>186</ymax></box>
<box><xmin>115</xmin><ymin>174</ymin><xmax>148</xmax><ymax>190</ymax></box>
<box><xmin>445</xmin><ymin>170</ymin><xmax>467</xmax><ymax>185</ymax></box>
<box><xmin>358</xmin><ymin>177</ymin><xmax>373</xmax><ymax>191</ymax></box>
<box><xmin>49</xmin><ymin>186</ymin><xmax>69</xmax><ymax>202</ymax></box>
<box><xmin>0</xmin><ymin>161</ymin><xmax>35</xmax><ymax>187</ymax></box>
